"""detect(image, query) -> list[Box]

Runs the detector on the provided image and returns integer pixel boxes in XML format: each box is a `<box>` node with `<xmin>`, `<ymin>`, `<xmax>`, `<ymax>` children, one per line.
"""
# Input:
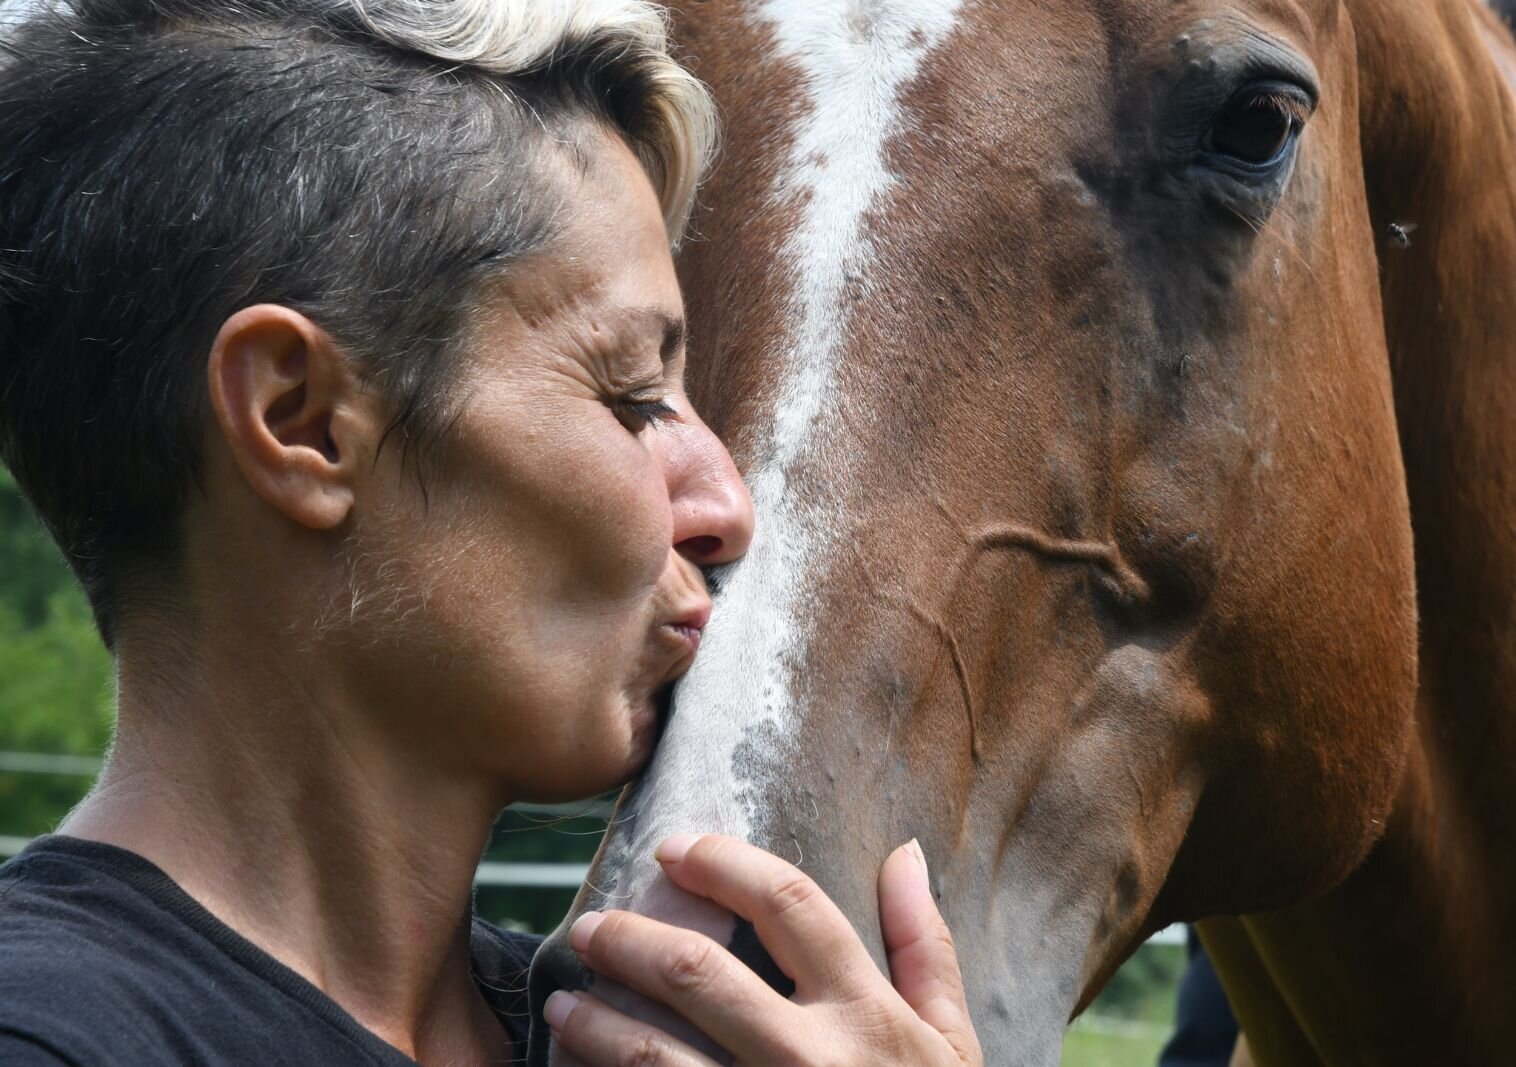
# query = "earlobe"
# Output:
<box><xmin>207</xmin><ymin>305</ymin><xmax>364</xmax><ymax>531</ymax></box>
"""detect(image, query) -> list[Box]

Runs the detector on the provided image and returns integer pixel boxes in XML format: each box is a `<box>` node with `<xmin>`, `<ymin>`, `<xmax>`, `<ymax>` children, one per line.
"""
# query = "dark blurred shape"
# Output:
<box><xmin>1159</xmin><ymin>925</ymin><xmax>1239</xmax><ymax>1067</ymax></box>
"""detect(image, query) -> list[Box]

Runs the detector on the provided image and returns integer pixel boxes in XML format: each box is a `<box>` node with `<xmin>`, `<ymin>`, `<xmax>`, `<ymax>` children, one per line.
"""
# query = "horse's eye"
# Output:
<box><xmin>1205</xmin><ymin>86</ymin><xmax>1309</xmax><ymax>165</ymax></box>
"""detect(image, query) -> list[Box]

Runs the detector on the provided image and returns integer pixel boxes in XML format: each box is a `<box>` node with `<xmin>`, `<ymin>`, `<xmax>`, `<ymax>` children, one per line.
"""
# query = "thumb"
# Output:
<box><xmin>878</xmin><ymin>839</ymin><xmax>979</xmax><ymax>1062</ymax></box>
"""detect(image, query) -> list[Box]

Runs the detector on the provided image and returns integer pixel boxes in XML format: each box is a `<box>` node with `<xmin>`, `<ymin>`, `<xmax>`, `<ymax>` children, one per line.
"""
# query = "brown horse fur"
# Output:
<box><xmin>1197</xmin><ymin>0</ymin><xmax>1516</xmax><ymax>1063</ymax></box>
<box><xmin>527</xmin><ymin>0</ymin><xmax>1514</xmax><ymax>1063</ymax></box>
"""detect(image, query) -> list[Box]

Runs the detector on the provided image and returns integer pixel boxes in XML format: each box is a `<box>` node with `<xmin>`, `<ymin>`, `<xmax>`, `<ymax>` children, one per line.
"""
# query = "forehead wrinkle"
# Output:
<box><xmin>606</xmin><ymin>304</ymin><xmax>687</xmax><ymax>365</ymax></box>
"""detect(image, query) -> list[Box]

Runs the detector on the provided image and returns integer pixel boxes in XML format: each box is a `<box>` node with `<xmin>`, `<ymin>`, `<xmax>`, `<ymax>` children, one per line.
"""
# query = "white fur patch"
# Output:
<box><xmin>597</xmin><ymin>0</ymin><xmax>965</xmax><ymax>902</ymax></box>
<box><xmin>548</xmin><ymin>6</ymin><xmax>967</xmax><ymax>1060</ymax></box>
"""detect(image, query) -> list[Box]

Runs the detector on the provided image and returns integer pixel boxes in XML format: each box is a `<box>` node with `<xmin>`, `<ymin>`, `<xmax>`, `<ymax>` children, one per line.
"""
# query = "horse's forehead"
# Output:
<box><xmin>755</xmin><ymin>0</ymin><xmax>965</xmax><ymax>75</ymax></box>
<box><xmin>595</xmin><ymin>2</ymin><xmax>976</xmax><ymax>892</ymax></box>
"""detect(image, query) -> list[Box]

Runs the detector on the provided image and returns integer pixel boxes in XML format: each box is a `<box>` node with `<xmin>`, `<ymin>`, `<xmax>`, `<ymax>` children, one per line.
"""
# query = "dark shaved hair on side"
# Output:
<box><xmin>0</xmin><ymin>0</ymin><xmax>715</xmax><ymax>646</ymax></box>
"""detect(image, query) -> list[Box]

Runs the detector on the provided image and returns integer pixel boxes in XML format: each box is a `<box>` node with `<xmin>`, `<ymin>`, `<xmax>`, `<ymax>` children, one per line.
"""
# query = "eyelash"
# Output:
<box><xmin>614</xmin><ymin>396</ymin><xmax>678</xmax><ymax>431</ymax></box>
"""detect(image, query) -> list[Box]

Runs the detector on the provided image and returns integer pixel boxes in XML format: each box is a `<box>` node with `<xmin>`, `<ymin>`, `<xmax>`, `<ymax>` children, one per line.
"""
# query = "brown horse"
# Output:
<box><xmin>529</xmin><ymin>0</ymin><xmax>1516</xmax><ymax>1062</ymax></box>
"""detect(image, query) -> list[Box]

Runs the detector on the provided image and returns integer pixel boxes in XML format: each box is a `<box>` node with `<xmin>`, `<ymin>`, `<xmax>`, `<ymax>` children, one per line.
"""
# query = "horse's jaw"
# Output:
<box><xmin>939</xmin><ymin>829</ymin><xmax>1156</xmax><ymax>1066</ymax></box>
<box><xmin>525</xmin><ymin>717</ymin><xmax>1154</xmax><ymax>1067</ymax></box>
<box><xmin>525</xmin><ymin>803</ymin><xmax>1122</xmax><ymax>1067</ymax></box>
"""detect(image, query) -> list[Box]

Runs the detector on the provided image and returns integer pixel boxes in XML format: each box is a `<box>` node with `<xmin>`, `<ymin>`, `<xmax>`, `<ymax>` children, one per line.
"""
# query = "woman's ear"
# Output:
<box><xmin>207</xmin><ymin>305</ymin><xmax>375</xmax><ymax>530</ymax></box>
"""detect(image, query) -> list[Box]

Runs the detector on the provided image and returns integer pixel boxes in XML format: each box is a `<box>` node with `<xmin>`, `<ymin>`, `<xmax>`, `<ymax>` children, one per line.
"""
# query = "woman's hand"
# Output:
<box><xmin>543</xmin><ymin>834</ymin><xmax>983</xmax><ymax>1066</ymax></box>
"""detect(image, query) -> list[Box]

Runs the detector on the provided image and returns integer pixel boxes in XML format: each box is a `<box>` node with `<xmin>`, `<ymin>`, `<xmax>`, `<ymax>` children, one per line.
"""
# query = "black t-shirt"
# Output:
<box><xmin>0</xmin><ymin>835</ymin><xmax>543</xmax><ymax>1065</ymax></box>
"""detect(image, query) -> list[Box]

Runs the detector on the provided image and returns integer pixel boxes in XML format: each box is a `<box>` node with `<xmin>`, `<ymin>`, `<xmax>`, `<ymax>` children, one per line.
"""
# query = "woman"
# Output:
<box><xmin>0</xmin><ymin>1</ymin><xmax>982</xmax><ymax>1064</ymax></box>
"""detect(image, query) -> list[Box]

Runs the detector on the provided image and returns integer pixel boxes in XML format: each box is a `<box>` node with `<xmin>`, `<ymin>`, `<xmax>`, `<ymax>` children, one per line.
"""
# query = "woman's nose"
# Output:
<box><xmin>667</xmin><ymin>419</ymin><xmax>755</xmax><ymax>566</ymax></box>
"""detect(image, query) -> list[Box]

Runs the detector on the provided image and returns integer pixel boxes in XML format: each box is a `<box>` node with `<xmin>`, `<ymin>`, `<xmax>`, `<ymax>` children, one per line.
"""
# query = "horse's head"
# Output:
<box><xmin>531</xmin><ymin>0</ymin><xmax>1418</xmax><ymax>1060</ymax></box>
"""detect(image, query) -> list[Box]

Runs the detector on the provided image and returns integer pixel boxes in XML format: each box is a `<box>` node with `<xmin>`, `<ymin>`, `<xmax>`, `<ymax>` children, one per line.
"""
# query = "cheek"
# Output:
<box><xmin>463</xmin><ymin>409</ymin><xmax>673</xmax><ymax>599</ymax></box>
<box><xmin>601</xmin><ymin>442</ymin><xmax>673</xmax><ymax>544</ymax></box>
<box><xmin>556</xmin><ymin>432</ymin><xmax>673</xmax><ymax>594</ymax></box>
<box><xmin>411</xmin><ymin>389</ymin><xmax>678</xmax><ymax>628</ymax></box>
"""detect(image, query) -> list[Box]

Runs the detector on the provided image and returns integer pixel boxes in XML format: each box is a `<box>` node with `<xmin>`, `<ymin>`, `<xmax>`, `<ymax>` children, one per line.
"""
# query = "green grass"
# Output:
<box><xmin>1061</xmin><ymin>1023</ymin><xmax>1169</xmax><ymax>1067</ymax></box>
<box><xmin>1060</xmin><ymin>941</ymin><xmax>1183</xmax><ymax>1066</ymax></box>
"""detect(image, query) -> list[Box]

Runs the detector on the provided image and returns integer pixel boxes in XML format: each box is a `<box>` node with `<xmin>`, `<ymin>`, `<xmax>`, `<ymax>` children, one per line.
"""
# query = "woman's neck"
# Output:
<box><xmin>62</xmin><ymin>620</ymin><xmax>513</xmax><ymax>1066</ymax></box>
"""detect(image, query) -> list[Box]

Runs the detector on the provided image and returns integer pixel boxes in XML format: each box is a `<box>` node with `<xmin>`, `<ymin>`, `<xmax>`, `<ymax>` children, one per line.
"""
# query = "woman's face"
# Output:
<box><xmin>341</xmin><ymin>130</ymin><xmax>753</xmax><ymax>802</ymax></box>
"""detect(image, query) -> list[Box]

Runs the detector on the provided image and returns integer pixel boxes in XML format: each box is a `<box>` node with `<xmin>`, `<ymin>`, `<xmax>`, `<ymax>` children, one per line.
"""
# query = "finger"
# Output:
<box><xmin>656</xmin><ymin>833</ymin><xmax>882</xmax><ymax>999</ymax></box>
<box><xmin>878</xmin><ymin>839</ymin><xmax>980</xmax><ymax>1061</ymax></box>
<box><xmin>569</xmin><ymin>909</ymin><xmax>804</xmax><ymax>1058</ymax></box>
<box><xmin>545</xmin><ymin>989</ymin><xmax>723</xmax><ymax>1067</ymax></box>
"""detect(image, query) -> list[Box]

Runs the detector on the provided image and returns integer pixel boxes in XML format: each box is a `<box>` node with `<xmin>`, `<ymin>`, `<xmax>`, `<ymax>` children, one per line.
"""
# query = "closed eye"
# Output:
<box><xmin>614</xmin><ymin>396</ymin><xmax>678</xmax><ymax>432</ymax></box>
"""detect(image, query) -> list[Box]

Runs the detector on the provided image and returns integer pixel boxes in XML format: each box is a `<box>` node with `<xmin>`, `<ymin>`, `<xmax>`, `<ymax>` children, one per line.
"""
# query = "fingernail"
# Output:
<box><xmin>544</xmin><ymin>990</ymin><xmax>581</xmax><ymax>1032</ymax></box>
<box><xmin>569</xmin><ymin>911</ymin><xmax>605</xmax><ymax>954</ymax></box>
<box><xmin>908</xmin><ymin>838</ymin><xmax>928</xmax><ymax>876</ymax></box>
<box><xmin>655</xmin><ymin>833</ymin><xmax>702</xmax><ymax>864</ymax></box>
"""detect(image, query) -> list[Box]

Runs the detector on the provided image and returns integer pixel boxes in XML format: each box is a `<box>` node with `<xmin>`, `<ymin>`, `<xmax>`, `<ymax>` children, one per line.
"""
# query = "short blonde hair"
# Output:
<box><xmin>0</xmin><ymin>0</ymin><xmax>718</xmax><ymax>642</ymax></box>
<box><xmin>349</xmin><ymin>0</ymin><xmax>718</xmax><ymax>241</ymax></box>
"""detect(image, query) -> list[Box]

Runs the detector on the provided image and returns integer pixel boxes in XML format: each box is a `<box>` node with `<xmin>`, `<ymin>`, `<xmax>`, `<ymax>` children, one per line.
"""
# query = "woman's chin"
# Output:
<box><xmin>609</xmin><ymin>685</ymin><xmax>673</xmax><ymax>780</ymax></box>
<box><xmin>515</xmin><ymin>690</ymin><xmax>667</xmax><ymax>804</ymax></box>
<box><xmin>614</xmin><ymin>687</ymin><xmax>668</xmax><ymax>779</ymax></box>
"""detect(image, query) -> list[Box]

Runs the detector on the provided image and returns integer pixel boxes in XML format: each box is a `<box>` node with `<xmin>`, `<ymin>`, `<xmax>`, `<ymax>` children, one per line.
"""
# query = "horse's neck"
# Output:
<box><xmin>1368</xmin><ymin>0</ymin><xmax>1516</xmax><ymax>895</ymax></box>
<box><xmin>1353</xmin><ymin>0</ymin><xmax>1516</xmax><ymax>985</ymax></box>
<box><xmin>1204</xmin><ymin>2</ymin><xmax>1516</xmax><ymax>1062</ymax></box>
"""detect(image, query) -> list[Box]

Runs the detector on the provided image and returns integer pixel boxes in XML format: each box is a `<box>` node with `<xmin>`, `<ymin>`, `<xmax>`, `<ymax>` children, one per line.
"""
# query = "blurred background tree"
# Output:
<box><xmin>0</xmin><ymin>467</ymin><xmax>114</xmax><ymax>836</ymax></box>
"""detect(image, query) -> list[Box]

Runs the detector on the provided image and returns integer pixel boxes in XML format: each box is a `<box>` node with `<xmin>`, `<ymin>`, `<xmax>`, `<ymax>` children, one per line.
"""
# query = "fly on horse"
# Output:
<box><xmin>530</xmin><ymin>0</ymin><xmax>1516</xmax><ymax>1062</ymax></box>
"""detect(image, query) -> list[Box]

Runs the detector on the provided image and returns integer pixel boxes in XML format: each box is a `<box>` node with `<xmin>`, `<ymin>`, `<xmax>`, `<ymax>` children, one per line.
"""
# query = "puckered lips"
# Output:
<box><xmin>658</xmin><ymin>600</ymin><xmax>711</xmax><ymax>674</ymax></box>
<box><xmin>634</xmin><ymin>601</ymin><xmax>711</xmax><ymax>750</ymax></box>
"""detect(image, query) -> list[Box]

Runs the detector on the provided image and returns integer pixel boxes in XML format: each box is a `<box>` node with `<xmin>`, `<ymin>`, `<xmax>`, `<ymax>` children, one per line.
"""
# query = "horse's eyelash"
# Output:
<box><xmin>1245</xmin><ymin>91</ymin><xmax>1311</xmax><ymax>126</ymax></box>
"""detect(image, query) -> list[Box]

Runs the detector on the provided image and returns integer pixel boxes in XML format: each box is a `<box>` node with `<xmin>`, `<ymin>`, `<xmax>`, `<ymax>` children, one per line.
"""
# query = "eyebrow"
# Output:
<box><xmin>626</xmin><ymin>306</ymin><xmax>686</xmax><ymax>364</ymax></box>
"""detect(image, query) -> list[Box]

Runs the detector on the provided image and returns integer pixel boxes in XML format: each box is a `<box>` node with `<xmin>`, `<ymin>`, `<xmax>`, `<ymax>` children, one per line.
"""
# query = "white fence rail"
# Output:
<box><xmin>0</xmin><ymin>750</ymin><xmax>1184</xmax><ymax>942</ymax></box>
<box><xmin>0</xmin><ymin>750</ymin><xmax>604</xmax><ymax>888</ymax></box>
<box><xmin>0</xmin><ymin>751</ymin><xmax>104</xmax><ymax>776</ymax></box>
<box><xmin>0</xmin><ymin>833</ymin><xmax>593</xmax><ymax>888</ymax></box>
<box><xmin>0</xmin><ymin>750</ymin><xmax>613</xmax><ymax>819</ymax></box>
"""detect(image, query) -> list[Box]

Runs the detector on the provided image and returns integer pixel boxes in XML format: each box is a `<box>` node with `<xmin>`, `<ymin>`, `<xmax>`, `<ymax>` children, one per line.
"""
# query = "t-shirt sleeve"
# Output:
<box><xmin>0</xmin><ymin>1030</ymin><xmax>77</xmax><ymax>1066</ymax></box>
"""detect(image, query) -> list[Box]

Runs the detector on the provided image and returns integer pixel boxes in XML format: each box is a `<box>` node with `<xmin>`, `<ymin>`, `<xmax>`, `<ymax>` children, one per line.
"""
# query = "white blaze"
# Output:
<box><xmin>602</xmin><ymin>0</ymin><xmax>964</xmax><ymax>901</ymax></box>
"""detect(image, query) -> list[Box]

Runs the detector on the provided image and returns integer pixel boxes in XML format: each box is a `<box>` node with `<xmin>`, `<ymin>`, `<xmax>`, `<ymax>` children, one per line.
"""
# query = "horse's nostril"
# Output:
<box><xmin>526</xmin><ymin>934</ymin><xmax>591</xmax><ymax>1066</ymax></box>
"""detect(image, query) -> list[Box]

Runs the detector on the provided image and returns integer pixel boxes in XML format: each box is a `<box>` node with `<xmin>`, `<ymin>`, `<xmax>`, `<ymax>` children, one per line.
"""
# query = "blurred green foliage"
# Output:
<box><xmin>1094</xmin><ymin>941</ymin><xmax>1186</xmax><ymax>1020</ymax></box>
<box><xmin>0</xmin><ymin>466</ymin><xmax>115</xmax><ymax>835</ymax></box>
<box><xmin>1062</xmin><ymin>942</ymin><xmax>1184</xmax><ymax>1064</ymax></box>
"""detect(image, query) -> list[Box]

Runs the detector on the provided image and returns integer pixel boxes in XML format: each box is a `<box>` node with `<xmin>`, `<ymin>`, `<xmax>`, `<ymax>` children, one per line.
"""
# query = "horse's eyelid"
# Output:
<box><xmin>1247</xmin><ymin>91</ymin><xmax>1312</xmax><ymax>126</ymax></box>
